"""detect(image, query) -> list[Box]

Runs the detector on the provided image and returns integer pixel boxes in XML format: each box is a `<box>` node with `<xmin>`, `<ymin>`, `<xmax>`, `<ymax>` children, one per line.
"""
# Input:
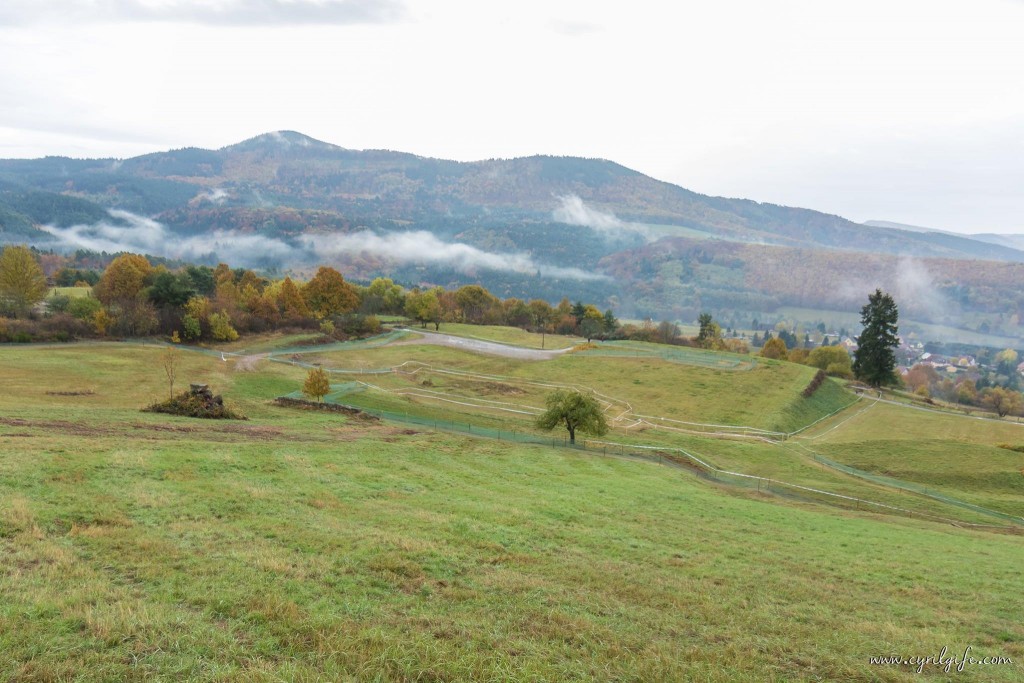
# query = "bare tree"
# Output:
<box><xmin>161</xmin><ymin>346</ymin><xmax>180</xmax><ymax>399</ymax></box>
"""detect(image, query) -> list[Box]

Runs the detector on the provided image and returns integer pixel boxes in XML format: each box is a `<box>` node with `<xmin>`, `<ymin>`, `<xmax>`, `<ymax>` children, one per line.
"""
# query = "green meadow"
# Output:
<box><xmin>1</xmin><ymin>333</ymin><xmax>1022</xmax><ymax>681</ymax></box>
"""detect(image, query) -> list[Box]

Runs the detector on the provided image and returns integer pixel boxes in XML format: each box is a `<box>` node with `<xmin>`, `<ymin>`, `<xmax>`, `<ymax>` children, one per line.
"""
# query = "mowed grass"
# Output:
<box><xmin>48</xmin><ymin>287</ymin><xmax>93</xmax><ymax>299</ymax></box>
<box><xmin>423</xmin><ymin>323</ymin><xmax>582</xmax><ymax>350</ymax></box>
<box><xmin>304</xmin><ymin>342</ymin><xmax>852</xmax><ymax>434</ymax></box>
<box><xmin>1</xmin><ymin>343</ymin><xmax>1023</xmax><ymax>680</ymax></box>
<box><xmin>798</xmin><ymin>401</ymin><xmax>1024</xmax><ymax>517</ymax></box>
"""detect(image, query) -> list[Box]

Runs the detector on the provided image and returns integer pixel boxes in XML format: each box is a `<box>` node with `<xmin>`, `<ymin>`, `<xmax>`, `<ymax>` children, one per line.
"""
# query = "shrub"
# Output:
<box><xmin>68</xmin><ymin>296</ymin><xmax>102</xmax><ymax>321</ymax></box>
<box><xmin>209</xmin><ymin>311</ymin><xmax>239</xmax><ymax>342</ymax></box>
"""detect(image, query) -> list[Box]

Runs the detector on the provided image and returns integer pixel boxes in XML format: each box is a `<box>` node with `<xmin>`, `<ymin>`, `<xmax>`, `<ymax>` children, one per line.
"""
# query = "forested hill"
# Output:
<box><xmin>2</xmin><ymin>131</ymin><xmax>1024</xmax><ymax>339</ymax></box>
<box><xmin>1</xmin><ymin>130</ymin><xmax>1020</xmax><ymax>263</ymax></box>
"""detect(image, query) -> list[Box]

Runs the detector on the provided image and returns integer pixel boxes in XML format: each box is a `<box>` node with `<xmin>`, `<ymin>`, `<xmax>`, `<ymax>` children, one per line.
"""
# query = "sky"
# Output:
<box><xmin>1</xmin><ymin>0</ymin><xmax>1022</xmax><ymax>234</ymax></box>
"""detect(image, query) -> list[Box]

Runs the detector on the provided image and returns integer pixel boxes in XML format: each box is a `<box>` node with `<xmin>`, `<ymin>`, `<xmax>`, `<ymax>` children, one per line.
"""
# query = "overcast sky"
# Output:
<box><xmin>1</xmin><ymin>0</ymin><xmax>1022</xmax><ymax>234</ymax></box>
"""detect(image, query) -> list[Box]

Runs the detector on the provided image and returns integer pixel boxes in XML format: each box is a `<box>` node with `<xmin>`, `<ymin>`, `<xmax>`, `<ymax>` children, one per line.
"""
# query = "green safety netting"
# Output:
<box><xmin>810</xmin><ymin>453</ymin><xmax>1023</xmax><ymax>525</ymax></box>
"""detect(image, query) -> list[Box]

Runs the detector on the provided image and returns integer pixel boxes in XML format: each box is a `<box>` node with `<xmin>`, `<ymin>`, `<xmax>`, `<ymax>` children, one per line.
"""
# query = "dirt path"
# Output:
<box><xmin>393</xmin><ymin>329</ymin><xmax>574</xmax><ymax>360</ymax></box>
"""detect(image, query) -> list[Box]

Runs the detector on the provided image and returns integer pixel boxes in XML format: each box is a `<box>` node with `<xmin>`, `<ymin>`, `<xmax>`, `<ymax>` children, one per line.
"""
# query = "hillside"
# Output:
<box><xmin>1</xmin><ymin>333</ymin><xmax>1022</xmax><ymax>680</ymax></box>
<box><xmin>1</xmin><ymin>131</ymin><xmax>1023</xmax><ymax>341</ymax></box>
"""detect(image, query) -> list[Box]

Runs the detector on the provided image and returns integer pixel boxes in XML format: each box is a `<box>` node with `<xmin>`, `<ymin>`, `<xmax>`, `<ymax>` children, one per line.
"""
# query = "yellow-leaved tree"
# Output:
<box><xmin>0</xmin><ymin>245</ymin><xmax>48</xmax><ymax>317</ymax></box>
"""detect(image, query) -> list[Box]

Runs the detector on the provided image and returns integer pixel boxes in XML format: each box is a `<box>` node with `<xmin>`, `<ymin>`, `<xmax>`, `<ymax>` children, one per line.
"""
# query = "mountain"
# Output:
<box><xmin>1</xmin><ymin>131</ymin><xmax>1023</xmax><ymax>342</ymax></box>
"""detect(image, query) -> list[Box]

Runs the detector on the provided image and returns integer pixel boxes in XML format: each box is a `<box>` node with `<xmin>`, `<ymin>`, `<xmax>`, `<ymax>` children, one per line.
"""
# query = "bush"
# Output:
<box><xmin>48</xmin><ymin>295</ymin><xmax>72</xmax><ymax>313</ymax></box>
<box><xmin>67</xmin><ymin>296</ymin><xmax>102</xmax><ymax>322</ymax></box>
<box><xmin>209</xmin><ymin>311</ymin><xmax>239</xmax><ymax>342</ymax></box>
<box><xmin>0</xmin><ymin>314</ymin><xmax>92</xmax><ymax>343</ymax></box>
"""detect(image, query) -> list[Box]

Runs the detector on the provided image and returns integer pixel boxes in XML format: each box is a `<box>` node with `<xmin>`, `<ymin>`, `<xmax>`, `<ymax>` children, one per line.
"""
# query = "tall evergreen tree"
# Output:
<box><xmin>852</xmin><ymin>289</ymin><xmax>899</xmax><ymax>387</ymax></box>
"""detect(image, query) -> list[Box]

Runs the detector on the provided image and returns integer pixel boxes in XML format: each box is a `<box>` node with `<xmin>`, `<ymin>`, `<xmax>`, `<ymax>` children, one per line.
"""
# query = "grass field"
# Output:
<box><xmin>299</xmin><ymin>342</ymin><xmax>848</xmax><ymax>434</ymax></box>
<box><xmin>48</xmin><ymin>286</ymin><xmax>93</xmax><ymax>299</ymax></box>
<box><xmin>414</xmin><ymin>323</ymin><xmax>583</xmax><ymax>350</ymax></box>
<box><xmin>1</xmin><ymin>340</ymin><xmax>1022</xmax><ymax>681</ymax></box>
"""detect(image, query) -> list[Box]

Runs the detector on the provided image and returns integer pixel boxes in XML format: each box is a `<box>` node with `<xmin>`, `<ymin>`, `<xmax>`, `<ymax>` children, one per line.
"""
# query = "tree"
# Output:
<box><xmin>277</xmin><ymin>277</ymin><xmax>311</xmax><ymax>320</ymax></box>
<box><xmin>580</xmin><ymin>306</ymin><xmax>604</xmax><ymax>342</ymax></box>
<box><xmin>852</xmin><ymin>289</ymin><xmax>899</xmax><ymax>387</ymax></box>
<box><xmin>209</xmin><ymin>311</ymin><xmax>239</xmax><ymax>342</ymax></box>
<box><xmin>303</xmin><ymin>367</ymin><xmax>331</xmax><ymax>403</ymax></box>
<box><xmin>535</xmin><ymin>389</ymin><xmax>609</xmax><ymax>445</ymax></box>
<box><xmin>94</xmin><ymin>254</ymin><xmax>152</xmax><ymax>306</ymax></box>
<box><xmin>405</xmin><ymin>288</ymin><xmax>442</xmax><ymax>329</ymax></box>
<box><xmin>807</xmin><ymin>346</ymin><xmax>852</xmax><ymax>377</ymax></box>
<box><xmin>160</xmin><ymin>346</ymin><xmax>180</xmax><ymax>400</ymax></box>
<box><xmin>696</xmin><ymin>312</ymin><xmax>723</xmax><ymax>350</ymax></box>
<box><xmin>982</xmin><ymin>387</ymin><xmax>1022</xmax><ymax>418</ymax></box>
<box><xmin>362</xmin><ymin>277</ymin><xmax>405</xmax><ymax>314</ymax></box>
<box><xmin>455</xmin><ymin>285</ymin><xmax>499</xmax><ymax>324</ymax></box>
<box><xmin>148</xmin><ymin>271</ymin><xmax>196</xmax><ymax>308</ymax></box>
<box><xmin>760</xmin><ymin>336</ymin><xmax>788</xmax><ymax>360</ymax></box>
<box><xmin>0</xmin><ymin>245</ymin><xmax>48</xmax><ymax>317</ymax></box>
<box><xmin>602</xmin><ymin>309</ymin><xmax>619</xmax><ymax>336</ymax></box>
<box><xmin>303</xmin><ymin>267</ymin><xmax>358</xmax><ymax>319</ymax></box>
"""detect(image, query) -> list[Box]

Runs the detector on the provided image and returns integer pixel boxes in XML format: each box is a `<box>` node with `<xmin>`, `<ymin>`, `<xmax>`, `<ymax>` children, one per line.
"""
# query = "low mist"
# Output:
<box><xmin>38</xmin><ymin>210</ymin><xmax>606</xmax><ymax>281</ymax></box>
<box><xmin>552</xmin><ymin>194</ymin><xmax>651</xmax><ymax>241</ymax></box>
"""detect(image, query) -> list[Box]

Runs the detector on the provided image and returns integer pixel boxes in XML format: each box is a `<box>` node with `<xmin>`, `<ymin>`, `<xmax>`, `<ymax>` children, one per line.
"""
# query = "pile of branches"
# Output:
<box><xmin>144</xmin><ymin>385</ymin><xmax>246</xmax><ymax>420</ymax></box>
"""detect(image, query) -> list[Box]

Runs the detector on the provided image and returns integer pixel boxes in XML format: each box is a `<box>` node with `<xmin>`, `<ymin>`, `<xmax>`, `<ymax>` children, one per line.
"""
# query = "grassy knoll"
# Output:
<box><xmin>303</xmin><ymin>343</ymin><xmax>852</xmax><ymax>434</ymax></box>
<box><xmin>2</xmin><ymin>343</ymin><xmax>1023</xmax><ymax>680</ymax></box>
<box><xmin>797</xmin><ymin>401</ymin><xmax>1024</xmax><ymax>517</ymax></box>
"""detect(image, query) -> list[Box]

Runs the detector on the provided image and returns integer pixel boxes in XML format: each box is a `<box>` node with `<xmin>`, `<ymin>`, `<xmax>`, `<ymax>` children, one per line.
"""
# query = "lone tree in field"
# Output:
<box><xmin>303</xmin><ymin>367</ymin><xmax>331</xmax><ymax>403</ymax></box>
<box><xmin>0</xmin><ymin>245</ymin><xmax>48</xmax><ymax>317</ymax></box>
<box><xmin>852</xmin><ymin>289</ymin><xmax>899</xmax><ymax>387</ymax></box>
<box><xmin>160</xmin><ymin>345</ymin><xmax>180</xmax><ymax>400</ymax></box>
<box><xmin>536</xmin><ymin>389</ymin><xmax>609</xmax><ymax>445</ymax></box>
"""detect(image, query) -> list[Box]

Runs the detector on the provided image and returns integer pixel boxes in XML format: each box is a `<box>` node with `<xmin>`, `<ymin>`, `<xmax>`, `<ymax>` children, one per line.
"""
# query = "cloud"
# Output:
<box><xmin>37</xmin><ymin>210</ymin><xmax>605</xmax><ymax>280</ymax></box>
<box><xmin>36</xmin><ymin>210</ymin><xmax>297</xmax><ymax>265</ymax></box>
<box><xmin>552</xmin><ymin>194</ymin><xmax>650</xmax><ymax>241</ymax></box>
<box><xmin>0</xmin><ymin>0</ymin><xmax>405</xmax><ymax>26</ymax></box>
<box><xmin>892</xmin><ymin>257</ymin><xmax>947</xmax><ymax>321</ymax></box>
<box><xmin>302</xmin><ymin>230</ymin><xmax>607</xmax><ymax>280</ymax></box>
<box><xmin>193</xmin><ymin>188</ymin><xmax>229</xmax><ymax>205</ymax></box>
<box><xmin>834</xmin><ymin>255</ymin><xmax>952</xmax><ymax>321</ymax></box>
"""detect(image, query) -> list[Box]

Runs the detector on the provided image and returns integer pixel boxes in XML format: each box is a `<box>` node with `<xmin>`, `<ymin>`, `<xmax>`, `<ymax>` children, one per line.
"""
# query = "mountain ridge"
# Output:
<box><xmin>2</xmin><ymin>131</ymin><xmax>1023</xmax><ymax>342</ymax></box>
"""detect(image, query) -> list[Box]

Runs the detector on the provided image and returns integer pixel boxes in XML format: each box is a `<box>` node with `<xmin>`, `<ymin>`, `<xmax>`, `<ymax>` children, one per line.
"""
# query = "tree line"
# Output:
<box><xmin>0</xmin><ymin>245</ymin><xmax>630</xmax><ymax>344</ymax></box>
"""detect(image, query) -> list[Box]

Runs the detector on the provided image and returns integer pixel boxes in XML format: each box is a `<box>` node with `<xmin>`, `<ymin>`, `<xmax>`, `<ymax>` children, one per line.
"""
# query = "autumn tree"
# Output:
<box><xmin>303</xmin><ymin>367</ymin><xmax>331</xmax><ymax>403</ymax></box>
<box><xmin>94</xmin><ymin>254</ymin><xmax>157</xmax><ymax>336</ymax></box>
<box><xmin>853</xmin><ymin>289</ymin><xmax>899</xmax><ymax>387</ymax></box>
<box><xmin>405</xmin><ymin>288</ymin><xmax>443</xmax><ymax>329</ymax></box>
<box><xmin>454</xmin><ymin>284</ymin><xmax>500</xmax><ymax>324</ymax></box>
<box><xmin>94</xmin><ymin>254</ymin><xmax>152</xmax><ymax>306</ymax></box>
<box><xmin>580</xmin><ymin>306</ymin><xmax>605</xmax><ymax>342</ymax></box>
<box><xmin>982</xmin><ymin>387</ymin><xmax>1023</xmax><ymax>418</ymax></box>
<box><xmin>760</xmin><ymin>336</ymin><xmax>788</xmax><ymax>360</ymax></box>
<box><xmin>696</xmin><ymin>312</ymin><xmax>723</xmax><ymax>349</ymax></box>
<box><xmin>303</xmin><ymin>267</ymin><xmax>358</xmax><ymax>319</ymax></box>
<box><xmin>807</xmin><ymin>345</ymin><xmax>853</xmax><ymax>378</ymax></box>
<box><xmin>277</xmin><ymin>277</ymin><xmax>311</xmax><ymax>320</ymax></box>
<box><xmin>536</xmin><ymin>389</ymin><xmax>609</xmax><ymax>446</ymax></box>
<box><xmin>0</xmin><ymin>245</ymin><xmax>48</xmax><ymax>317</ymax></box>
<box><xmin>361</xmin><ymin>277</ymin><xmax>405</xmax><ymax>314</ymax></box>
<box><xmin>209</xmin><ymin>310</ymin><xmax>239</xmax><ymax>342</ymax></box>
